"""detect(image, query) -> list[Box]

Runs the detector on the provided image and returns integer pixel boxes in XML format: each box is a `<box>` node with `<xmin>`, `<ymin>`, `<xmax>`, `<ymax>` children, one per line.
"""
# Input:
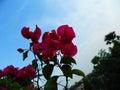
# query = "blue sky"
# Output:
<box><xmin>0</xmin><ymin>0</ymin><xmax>120</xmax><ymax>89</ymax></box>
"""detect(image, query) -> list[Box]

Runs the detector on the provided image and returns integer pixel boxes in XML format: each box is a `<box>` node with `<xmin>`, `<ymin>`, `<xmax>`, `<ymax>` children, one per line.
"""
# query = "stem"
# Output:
<box><xmin>56</xmin><ymin>60</ymin><xmax>69</xmax><ymax>90</ymax></box>
<box><xmin>65</xmin><ymin>77</ymin><xmax>68</xmax><ymax>90</ymax></box>
<box><xmin>37</xmin><ymin>67</ymin><xmax>40</xmax><ymax>90</ymax></box>
<box><xmin>33</xmin><ymin>54</ymin><xmax>40</xmax><ymax>90</ymax></box>
<box><xmin>57</xmin><ymin>83</ymin><xmax>65</xmax><ymax>87</ymax></box>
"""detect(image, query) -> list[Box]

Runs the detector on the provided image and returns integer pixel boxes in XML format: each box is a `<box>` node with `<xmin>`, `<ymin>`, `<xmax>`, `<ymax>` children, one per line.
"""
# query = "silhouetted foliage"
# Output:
<box><xmin>85</xmin><ymin>32</ymin><xmax>120</xmax><ymax>90</ymax></box>
<box><xmin>69</xmin><ymin>32</ymin><xmax>120</xmax><ymax>90</ymax></box>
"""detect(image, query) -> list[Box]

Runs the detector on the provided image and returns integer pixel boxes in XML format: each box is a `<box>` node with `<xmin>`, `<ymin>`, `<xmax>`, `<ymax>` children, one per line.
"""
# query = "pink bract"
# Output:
<box><xmin>41</xmin><ymin>32</ymin><xmax>59</xmax><ymax>63</ymax></box>
<box><xmin>31</xmin><ymin>25</ymin><xmax>41</xmax><ymax>42</ymax></box>
<box><xmin>60</xmin><ymin>42</ymin><xmax>77</xmax><ymax>56</ymax></box>
<box><xmin>21</xmin><ymin>25</ymin><xmax>41</xmax><ymax>43</ymax></box>
<box><xmin>33</xmin><ymin>42</ymin><xmax>42</xmax><ymax>54</ymax></box>
<box><xmin>17</xmin><ymin>65</ymin><xmax>36</xmax><ymax>78</ymax></box>
<box><xmin>42</xmin><ymin>31</ymin><xmax>59</xmax><ymax>51</ymax></box>
<box><xmin>3</xmin><ymin>65</ymin><xmax>19</xmax><ymax>78</ymax></box>
<box><xmin>20</xmin><ymin>25</ymin><xmax>77</xmax><ymax>61</ymax></box>
<box><xmin>50</xmin><ymin>30</ymin><xmax>60</xmax><ymax>40</ymax></box>
<box><xmin>57</xmin><ymin>25</ymin><xmax>75</xmax><ymax>44</ymax></box>
<box><xmin>21</xmin><ymin>27</ymin><xmax>30</xmax><ymax>39</ymax></box>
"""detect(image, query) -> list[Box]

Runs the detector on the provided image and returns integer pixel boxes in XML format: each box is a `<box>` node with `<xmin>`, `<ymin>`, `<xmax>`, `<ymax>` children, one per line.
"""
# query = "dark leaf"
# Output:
<box><xmin>61</xmin><ymin>56</ymin><xmax>76</xmax><ymax>65</ymax></box>
<box><xmin>23</xmin><ymin>51</ymin><xmax>28</xmax><ymax>61</ymax></box>
<box><xmin>30</xmin><ymin>42</ymin><xmax>33</xmax><ymax>49</ymax></box>
<box><xmin>50</xmin><ymin>56</ymin><xmax>57</xmax><ymax>64</ymax></box>
<box><xmin>105</xmin><ymin>31</ymin><xmax>116</xmax><ymax>41</ymax></box>
<box><xmin>37</xmin><ymin>54</ymin><xmax>43</xmax><ymax>60</ymax></box>
<box><xmin>91</xmin><ymin>56</ymin><xmax>100</xmax><ymax>65</ymax></box>
<box><xmin>44</xmin><ymin>76</ymin><xmax>58</xmax><ymax>90</ymax></box>
<box><xmin>43</xmin><ymin>64</ymin><xmax>54</xmax><ymax>80</ymax></box>
<box><xmin>32</xmin><ymin>59</ymin><xmax>38</xmax><ymax>70</ymax></box>
<box><xmin>72</xmin><ymin>69</ymin><xmax>85</xmax><ymax>77</ymax></box>
<box><xmin>61</xmin><ymin>65</ymin><xmax>72</xmax><ymax>78</ymax></box>
<box><xmin>116</xmin><ymin>36</ymin><xmax>120</xmax><ymax>40</ymax></box>
<box><xmin>106</xmin><ymin>41</ymin><xmax>111</xmax><ymax>45</ymax></box>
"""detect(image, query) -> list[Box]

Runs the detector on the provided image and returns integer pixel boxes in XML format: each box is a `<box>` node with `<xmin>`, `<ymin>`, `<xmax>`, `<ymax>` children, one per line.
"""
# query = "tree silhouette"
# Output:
<box><xmin>69</xmin><ymin>31</ymin><xmax>120</xmax><ymax>90</ymax></box>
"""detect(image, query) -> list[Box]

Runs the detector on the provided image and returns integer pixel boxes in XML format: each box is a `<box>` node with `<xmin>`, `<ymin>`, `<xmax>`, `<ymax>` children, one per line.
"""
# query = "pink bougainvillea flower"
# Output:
<box><xmin>57</xmin><ymin>25</ymin><xmax>75</xmax><ymax>44</ymax></box>
<box><xmin>21</xmin><ymin>27</ymin><xmax>30</xmax><ymax>39</ymax></box>
<box><xmin>31</xmin><ymin>25</ymin><xmax>41</xmax><ymax>42</ymax></box>
<box><xmin>3</xmin><ymin>65</ymin><xmax>19</xmax><ymax>78</ymax></box>
<box><xmin>32</xmin><ymin>42</ymin><xmax>42</xmax><ymax>55</ymax></box>
<box><xmin>42</xmin><ymin>31</ymin><xmax>59</xmax><ymax>51</ymax></box>
<box><xmin>50</xmin><ymin>30</ymin><xmax>60</xmax><ymax>40</ymax></box>
<box><xmin>42</xmin><ymin>49</ymin><xmax>56</xmax><ymax>64</ymax></box>
<box><xmin>21</xmin><ymin>25</ymin><xmax>41</xmax><ymax>43</ymax></box>
<box><xmin>17</xmin><ymin>65</ymin><xmax>36</xmax><ymax>78</ymax></box>
<box><xmin>60</xmin><ymin>42</ymin><xmax>77</xmax><ymax>57</ymax></box>
<box><xmin>42</xmin><ymin>32</ymin><xmax>49</xmax><ymax>41</ymax></box>
<box><xmin>41</xmin><ymin>31</ymin><xmax>59</xmax><ymax>63</ymax></box>
<box><xmin>17</xmin><ymin>48</ymin><xmax>24</xmax><ymax>53</ymax></box>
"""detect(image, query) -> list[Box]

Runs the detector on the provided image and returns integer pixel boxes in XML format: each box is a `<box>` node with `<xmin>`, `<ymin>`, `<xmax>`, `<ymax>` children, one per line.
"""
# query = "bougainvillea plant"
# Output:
<box><xmin>18</xmin><ymin>25</ymin><xmax>85</xmax><ymax>90</ymax></box>
<box><xmin>0</xmin><ymin>65</ymin><xmax>37</xmax><ymax>90</ymax></box>
<box><xmin>0</xmin><ymin>25</ymin><xmax>85</xmax><ymax>90</ymax></box>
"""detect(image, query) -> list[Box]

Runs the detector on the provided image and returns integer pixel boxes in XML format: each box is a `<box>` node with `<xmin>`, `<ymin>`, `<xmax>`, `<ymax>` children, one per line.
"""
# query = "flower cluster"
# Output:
<box><xmin>0</xmin><ymin>24</ymin><xmax>84</xmax><ymax>90</ymax></box>
<box><xmin>1</xmin><ymin>65</ymin><xmax>36</xmax><ymax>79</ymax></box>
<box><xmin>0</xmin><ymin>65</ymin><xmax>36</xmax><ymax>90</ymax></box>
<box><xmin>3</xmin><ymin>65</ymin><xmax>18</xmax><ymax>78</ymax></box>
<box><xmin>20</xmin><ymin>25</ymin><xmax>77</xmax><ymax>63</ymax></box>
<box><xmin>17</xmin><ymin>65</ymin><xmax>36</xmax><ymax>78</ymax></box>
<box><xmin>17</xmin><ymin>24</ymin><xmax>85</xmax><ymax>90</ymax></box>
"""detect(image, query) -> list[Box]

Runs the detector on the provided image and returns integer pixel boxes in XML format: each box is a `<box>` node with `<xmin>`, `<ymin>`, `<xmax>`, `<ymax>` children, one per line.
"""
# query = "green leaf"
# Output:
<box><xmin>32</xmin><ymin>59</ymin><xmax>38</xmax><ymax>70</ymax></box>
<box><xmin>9</xmin><ymin>82</ymin><xmax>21</xmax><ymax>89</ymax></box>
<box><xmin>91</xmin><ymin>56</ymin><xmax>100</xmax><ymax>65</ymax></box>
<box><xmin>43</xmin><ymin>64</ymin><xmax>54</xmax><ymax>80</ymax></box>
<box><xmin>37</xmin><ymin>54</ymin><xmax>43</xmax><ymax>60</ymax></box>
<box><xmin>72</xmin><ymin>69</ymin><xmax>85</xmax><ymax>77</ymax></box>
<box><xmin>44</xmin><ymin>76</ymin><xmax>58</xmax><ymax>90</ymax></box>
<box><xmin>23</xmin><ymin>51</ymin><xmax>28</xmax><ymax>61</ymax></box>
<box><xmin>61</xmin><ymin>56</ymin><xmax>76</xmax><ymax>65</ymax></box>
<box><xmin>50</xmin><ymin>56</ymin><xmax>57</xmax><ymax>64</ymax></box>
<box><xmin>61</xmin><ymin>65</ymin><xmax>73</xmax><ymax>78</ymax></box>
